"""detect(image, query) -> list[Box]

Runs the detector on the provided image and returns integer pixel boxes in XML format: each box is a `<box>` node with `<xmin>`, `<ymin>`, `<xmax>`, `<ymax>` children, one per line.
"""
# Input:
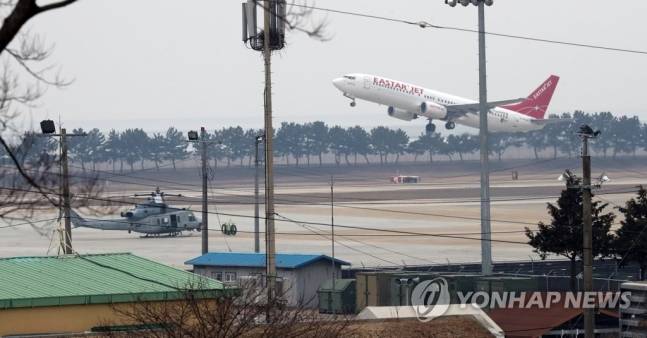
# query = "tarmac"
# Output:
<box><xmin>1</xmin><ymin>159</ymin><xmax>643</xmax><ymax>270</ymax></box>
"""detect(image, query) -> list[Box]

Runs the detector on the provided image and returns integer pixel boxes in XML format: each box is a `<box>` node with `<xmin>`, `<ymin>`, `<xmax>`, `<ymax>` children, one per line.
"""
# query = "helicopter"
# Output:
<box><xmin>70</xmin><ymin>187</ymin><xmax>202</xmax><ymax>237</ymax></box>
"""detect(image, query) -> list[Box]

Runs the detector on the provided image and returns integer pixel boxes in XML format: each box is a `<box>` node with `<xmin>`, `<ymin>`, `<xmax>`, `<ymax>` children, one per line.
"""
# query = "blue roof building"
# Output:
<box><xmin>186</xmin><ymin>252</ymin><xmax>350</xmax><ymax>308</ymax></box>
<box><xmin>185</xmin><ymin>252</ymin><xmax>350</xmax><ymax>269</ymax></box>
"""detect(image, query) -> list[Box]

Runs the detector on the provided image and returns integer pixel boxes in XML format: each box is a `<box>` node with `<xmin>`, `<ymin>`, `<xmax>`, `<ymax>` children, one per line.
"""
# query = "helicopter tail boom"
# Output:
<box><xmin>69</xmin><ymin>209</ymin><xmax>87</xmax><ymax>228</ymax></box>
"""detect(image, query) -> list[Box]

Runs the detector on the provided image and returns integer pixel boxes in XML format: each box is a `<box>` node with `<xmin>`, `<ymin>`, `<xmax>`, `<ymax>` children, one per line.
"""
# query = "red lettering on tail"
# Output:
<box><xmin>502</xmin><ymin>75</ymin><xmax>560</xmax><ymax>119</ymax></box>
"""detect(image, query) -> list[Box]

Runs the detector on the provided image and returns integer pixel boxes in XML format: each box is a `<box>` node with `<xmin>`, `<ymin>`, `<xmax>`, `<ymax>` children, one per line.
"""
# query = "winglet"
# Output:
<box><xmin>502</xmin><ymin>75</ymin><xmax>560</xmax><ymax>119</ymax></box>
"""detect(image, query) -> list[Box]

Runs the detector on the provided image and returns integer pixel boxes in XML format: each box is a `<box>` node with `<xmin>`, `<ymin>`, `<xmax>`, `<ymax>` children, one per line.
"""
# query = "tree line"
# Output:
<box><xmin>4</xmin><ymin>111</ymin><xmax>646</xmax><ymax>172</ymax></box>
<box><xmin>527</xmin><ymin>183</ymin><xmax>647</xmax><ymax>285</ymax></box>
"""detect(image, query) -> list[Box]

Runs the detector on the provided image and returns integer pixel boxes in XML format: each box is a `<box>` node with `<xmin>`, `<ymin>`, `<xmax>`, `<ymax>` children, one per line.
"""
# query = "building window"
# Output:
<box><xmin>212</xmin><ymin>271</ymin><xmax>223</xmax><ymax>281</ymax></box>
<box><xmin>225</xmin><ymin>272</ymin><xmax>237</xmax><ymax>282</ymax></box>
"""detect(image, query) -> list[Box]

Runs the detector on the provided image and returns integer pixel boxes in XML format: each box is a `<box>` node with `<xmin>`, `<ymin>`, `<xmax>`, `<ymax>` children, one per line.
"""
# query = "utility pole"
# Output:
<box><xmin>39</xmin><ymin>120</ymin><xmax>86</xmax><ymax>255</ymax></box>
<box><xmin>262</xmin><ymin>0</ymin><xmax>277</xmax><ymax>306</ymax></box>
<box><xmin>242</xmin><ymin>0</ymin><xmax>285</xmax><ymax>308</ymax></box>
<box><xmin>559</xmin><ymin>125</ymin><xmax>601</xmax><ymax>338</ymax></box>
<box><xmin>445</xmin><ymin>0</ymin><xmax>494</xmax><ymax>275</ymax></box>
<box><xmin>60</xmin><ymin>128</ymin><xmax>72</xmax><ymax>255</ymax></box>
<box><xmin>188</xmin><ymin>127</ymin><xmax>218</xmax><ymax>255</ymax></box>
<box><xmin>254</xmin><ymin>135</ymin><xmax>264</xmax><ymax>253</ymax></box>
<box><xmin>200</xmin><ymin>127</ymin><xmax>209</xmax><ymax>255</ymax></box>
<box><xmin>581</xmin><ymin>129</ymin><xmax>594</xmax><ymax>338</ymax></box>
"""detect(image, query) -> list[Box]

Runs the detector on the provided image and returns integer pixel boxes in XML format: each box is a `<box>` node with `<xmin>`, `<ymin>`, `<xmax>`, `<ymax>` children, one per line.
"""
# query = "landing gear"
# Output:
<box><xmin>343</xmin><ymin>93</ymin><xmax>356</xmax><ymax>107</ymax></box>
<box><xmin>425</xmin><ymin>121</ymin><xmax>436</xmax><ymax>134</ymax></box>
<box><xmin>445</xmin><ymin>121</ymin><xmax>456</xmax><ymax>130</ymax></box>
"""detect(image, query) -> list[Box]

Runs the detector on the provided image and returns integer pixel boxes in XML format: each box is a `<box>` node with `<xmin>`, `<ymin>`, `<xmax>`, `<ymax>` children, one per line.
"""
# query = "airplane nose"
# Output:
<box><xmin>332</xmin><ymin>78</ymin><xmax>344</xmax><ymax>90</ymax></box>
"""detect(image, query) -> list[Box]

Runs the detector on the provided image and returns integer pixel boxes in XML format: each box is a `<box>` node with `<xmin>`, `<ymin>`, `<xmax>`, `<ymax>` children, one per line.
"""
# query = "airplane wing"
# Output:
<box><xmin>445</xmin><ymin>98</ymin><xmax>525</xmax><ymax>120</ymax></box>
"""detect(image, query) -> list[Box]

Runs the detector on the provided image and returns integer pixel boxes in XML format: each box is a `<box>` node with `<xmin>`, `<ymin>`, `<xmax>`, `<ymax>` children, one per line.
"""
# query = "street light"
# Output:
<box><xmin>40</xmin><ymin>120</ymin><xmax>56</xmax><ymax>134</ymax></box>
<box><xmin>187</xmin><ymin>127</ymin><xmax>210</xmax><ymax>255</ymax></box>
<box><xmin>187</xmin><ymin>130</ymin><xmax>199</xmax><ymax>141</ymax></box>
<box><xmin>447</xmin><ymin>0</ymin><xmax>493</xmax><ymax>6</ymax></box>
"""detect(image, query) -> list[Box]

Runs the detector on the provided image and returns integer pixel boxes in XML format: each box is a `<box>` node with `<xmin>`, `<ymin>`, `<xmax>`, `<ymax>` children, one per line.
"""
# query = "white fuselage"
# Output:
<box><xmin>333</xmin><ymin>73</ymin><xmax>542</xmax><ymax>132</ymax></box>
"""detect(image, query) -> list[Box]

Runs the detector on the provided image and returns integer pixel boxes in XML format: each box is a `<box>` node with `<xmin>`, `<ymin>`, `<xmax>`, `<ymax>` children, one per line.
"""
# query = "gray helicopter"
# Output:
<box><xmin>70</xmin><ymin>188</ymin><xmax>202</xmax><ymax>237</ymax></box>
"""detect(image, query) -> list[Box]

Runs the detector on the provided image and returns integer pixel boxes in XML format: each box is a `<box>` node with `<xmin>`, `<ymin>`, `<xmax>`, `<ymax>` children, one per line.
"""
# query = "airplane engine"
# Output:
<box><xmin>420</xmin><ymin>101</ymin><xmax>448</xmax><ymax>119</ymax></box>
<box><xmin>388</xmin><ymin>107</ymin><xmax>418</xmax><ymax>121</ymax></box>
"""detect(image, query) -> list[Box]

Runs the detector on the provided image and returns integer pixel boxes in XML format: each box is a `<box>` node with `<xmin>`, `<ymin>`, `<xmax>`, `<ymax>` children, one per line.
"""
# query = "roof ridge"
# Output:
<box><xmin>0</xmin><ymin>252</ymin><xmax>133</xmax><ymax>261</ymax></box>
<box><xmin>201</xmin><ymin>252</ymin><xmax>326</xmax><ymax>256</ymax></box>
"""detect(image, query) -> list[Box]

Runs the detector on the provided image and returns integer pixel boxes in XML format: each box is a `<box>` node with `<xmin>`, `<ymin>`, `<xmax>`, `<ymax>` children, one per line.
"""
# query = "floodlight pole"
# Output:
<box><xmin>254</xmin><ymin>136</ymin><xmax>263</xmax><ymax>253</ymax></box>
<box><xmin>200</xmin><ymin>127</ymin><xmax>209</xmax><ymax>255</ymax></box>
<box><xmin>262</xmin><ymin>0</ymin><xmax>277</xmax><ymax>309</ymax></box>
<box><xmin>331</xmin><ymin>175</ymin><xmax>335</xmax><ymax>282</ymax></box>
<box><xmin>581</xmin><ymin>133</ymin><xmax>594</xmax><ymax>338</ymax></box>
<box><xmin>477</xmin><ymin>1</ymin><xmax>493</xmax><ymax>275</ymax></box>
<box><xmin>330</xmin><ymin>175</ymin><xmax>335</xmax><ymax>314</ymax></box>
<box><xmin>448</xmin><ymin>0</ymin><xmax>493</xmax><ymax>276</ymax></box>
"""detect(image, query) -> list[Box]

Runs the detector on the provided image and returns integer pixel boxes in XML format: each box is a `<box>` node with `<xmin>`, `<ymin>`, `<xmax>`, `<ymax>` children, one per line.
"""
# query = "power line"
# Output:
<box><xmin>273</xmin><ymin>213</ymin><xmax>402</xmax><ymax>266</ymax></box>
<box><xmin>1</xmin><ymin>182</ymin><xmax>640</xmax><ymax>232</ymax></box>
<box><xmin>0</xmin><ymin>186</ymin><xmax>540</xmax><ymax>243</ymax></box>
<box><xmin>289</xmin><ymin>3</ymin><xmax>647</xmax><ymax>56</ymax></box>
<box><xmin>0</xmin><ymin>218</ymin><xmax>59</xmax><ymax>229</ymax></box>
<box><xmin>276</xmin><ymin>213</ymin><xmax>441</xmax><ymax>265</ymax></box>
<box><xmin>1</xmin><ymin>170</ymin><xmax>640</xmax><ymax>233</ymax></box>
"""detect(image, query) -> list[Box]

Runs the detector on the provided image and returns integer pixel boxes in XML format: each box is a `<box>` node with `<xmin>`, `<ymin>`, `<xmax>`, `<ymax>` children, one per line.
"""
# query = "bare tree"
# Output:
<box><xmin>105</xmin><ymin>280</ymin><xmax>351</xmax><ymax>338</ymax></box>
<box><xmin>0</xmin><ymin>0</ymin><xmax>78</xmax><ymax>53</ymax></box>
<box><xmin>0</xmin><ymin>0</ymin><xmax>324</xmax><ymax>227</ymax></box>
<box><xmin>0</xmin><ymin>0</ymin><xmax>80</xmax><ymax>219</ymax></box>
<box><xmin>284</xmin><ymin>1</ymin><xmax>329</xmax><ymax>40</ymax></box>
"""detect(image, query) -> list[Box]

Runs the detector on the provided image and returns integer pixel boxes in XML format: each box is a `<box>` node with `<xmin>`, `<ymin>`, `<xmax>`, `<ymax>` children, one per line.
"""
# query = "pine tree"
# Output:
<box><xmin>525</xmin><ymin>174</ymin><xmax>615</xmax><ymax>290</ymax></box>
<box><xmin>615</xmin><ymin>186</ymin><xmax>647</xmax><ymax>280</ymax></box>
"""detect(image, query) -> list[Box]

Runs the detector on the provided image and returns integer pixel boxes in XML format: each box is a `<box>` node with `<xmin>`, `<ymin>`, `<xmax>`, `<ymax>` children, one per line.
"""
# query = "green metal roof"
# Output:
<box><xmin>0</xmin><ymin>253</ymin><xmax>227</xmax><ymax>309</ymax></box>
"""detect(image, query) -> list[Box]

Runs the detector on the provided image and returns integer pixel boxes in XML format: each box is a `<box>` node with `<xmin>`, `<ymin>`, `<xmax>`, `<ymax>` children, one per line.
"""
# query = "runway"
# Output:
<box><xmin>1</xmin><ymin>159</ymin><xmax>645</xmax><ymax>269</ymax></box>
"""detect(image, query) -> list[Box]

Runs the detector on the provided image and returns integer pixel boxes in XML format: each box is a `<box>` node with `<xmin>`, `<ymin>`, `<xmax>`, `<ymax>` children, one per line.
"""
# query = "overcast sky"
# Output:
<box><xmin>18</xmin><ymin>0</ymin><xmax>647</xmax><ymax>133</ymax></box>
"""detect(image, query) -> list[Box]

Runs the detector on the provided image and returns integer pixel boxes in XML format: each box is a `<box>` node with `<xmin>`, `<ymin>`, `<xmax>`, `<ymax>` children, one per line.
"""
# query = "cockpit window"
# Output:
<box><xmin>343</xmin><ymin>75</ymin><xmax>356</xmax><ymax>80</ymax></box>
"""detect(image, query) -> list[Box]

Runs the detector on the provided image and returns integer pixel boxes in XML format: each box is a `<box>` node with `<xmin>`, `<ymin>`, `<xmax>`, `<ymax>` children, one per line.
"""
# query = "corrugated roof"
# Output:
<box><xmin>0</xmin><ymin>253</ymin><xmax>226</xmax><ymax>309</ymax></box>
<box><xmin>488</xmin><ymin>294</ymin><xmax>620</xmax><ymax>338</ymax></box>
<box><xmin>185</xmin><ymin>252</ymin><xmax>351</xmax><ymax>269</ymax></box>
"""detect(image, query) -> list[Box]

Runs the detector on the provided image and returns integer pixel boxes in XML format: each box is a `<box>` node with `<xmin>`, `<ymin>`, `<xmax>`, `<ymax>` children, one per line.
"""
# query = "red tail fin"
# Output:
<box><xmin>501</xmin><ymin>75</ymin><xmax>559</xmax><ymax>119</ymax></box>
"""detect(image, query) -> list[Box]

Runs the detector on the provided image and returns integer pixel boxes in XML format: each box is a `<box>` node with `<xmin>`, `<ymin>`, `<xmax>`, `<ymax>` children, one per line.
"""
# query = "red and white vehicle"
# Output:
<box><xmin>333</xmin><ymin>73</ymin><xmax>563</xmax><ymax>134</ymax></box>
<box><xmin>391</xmin><ymin>175</ymin><xmax>420</xmax><ymax>184</ymax></box>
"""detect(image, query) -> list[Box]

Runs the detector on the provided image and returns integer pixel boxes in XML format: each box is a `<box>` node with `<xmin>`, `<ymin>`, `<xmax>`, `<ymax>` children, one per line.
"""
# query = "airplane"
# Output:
<box><xmin>332</xmin><ymin>73</ymin><xmax>562</xmax><ymax>133</ymax></box>
<box><xmin>69</xmin><ymin>188</ymin><xmax>202</xmax><ymax>237</ymax></box>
